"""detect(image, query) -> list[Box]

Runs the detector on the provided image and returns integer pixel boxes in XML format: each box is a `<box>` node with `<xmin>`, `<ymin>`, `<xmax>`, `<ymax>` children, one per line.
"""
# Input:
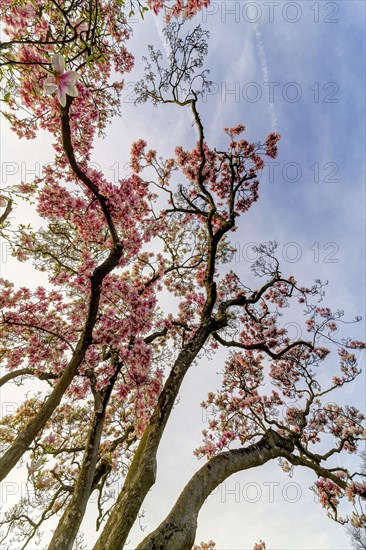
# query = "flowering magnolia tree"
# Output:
<box><xmin>0</xmin><ymin>1</ymin><xmax>365</xmax><ymax>549</ymax></box>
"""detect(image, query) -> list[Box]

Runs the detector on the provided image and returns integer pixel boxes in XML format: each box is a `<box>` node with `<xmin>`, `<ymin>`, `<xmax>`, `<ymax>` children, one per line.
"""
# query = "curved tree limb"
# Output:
<box><xmin>60</xmin><ymin>99</ymin><xmax>119</xmax><ymax>245</ymax></box>
<box><xmin>0</xmin><ymin>368</ymin><xmax>59</xmax><ymax>387</ymax></box>
<box><xmin>212</xmin><ymin>332</ymin><xmax>314</xmax><ymax>359</ymax></box>
<box><xmin>0</xmin><ymin>198</ymin><xmax>12</xmax><ymax>225</ymax></box>
<box><xmin>137</xmin><ymin>431</ymin><xmax>295</xmax><ymax>549</ymax></box>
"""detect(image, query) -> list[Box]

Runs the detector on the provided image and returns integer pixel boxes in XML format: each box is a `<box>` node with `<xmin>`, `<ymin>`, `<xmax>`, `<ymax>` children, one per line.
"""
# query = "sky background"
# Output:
<box><xmin>1</xmin><ymin>1</ymin><xmax>365</xmax><ymax>548</ymax></box>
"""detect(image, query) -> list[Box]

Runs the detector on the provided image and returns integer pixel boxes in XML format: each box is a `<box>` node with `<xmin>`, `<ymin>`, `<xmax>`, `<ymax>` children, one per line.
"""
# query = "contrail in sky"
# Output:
<box><xmin>252</xmin><ymin>22</ymin><xmax>278</xmax><ymax>130</ymax></box>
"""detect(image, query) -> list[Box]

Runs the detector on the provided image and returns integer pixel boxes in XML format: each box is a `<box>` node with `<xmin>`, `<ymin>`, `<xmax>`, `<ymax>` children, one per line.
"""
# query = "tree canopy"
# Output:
<box><xmin>0</xmin><ymin>1</ymin><xmax>365</xmax><ymax>549</ymax></box>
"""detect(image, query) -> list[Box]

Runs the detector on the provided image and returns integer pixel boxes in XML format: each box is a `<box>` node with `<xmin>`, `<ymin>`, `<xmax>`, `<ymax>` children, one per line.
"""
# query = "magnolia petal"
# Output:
<box><xmin>52</xmin><ymin>53</ymin><xmax>65</xmax><ymax>75</ymax></box>
<box><xmin>64</xmin><ymin>82</ymin><xmax>79</xmax><ymax>98</ymax></box>
<box><xmin>44</xmin><ymin>76</ymin><xmax>56</xmax><ymax>85</ymax></box>
<box><xmin>65</xmin><ymin>70</ymin><xmax>81</xmax><ymax>82</ymax></box>
<box><xmin>75</xmin><ymin>17</ymin><xmax>88</xmax><ymax>34</ymax></box>
<box><xmin>78</xmin><ymin>23</ymin><xmax>88</xmax><ymax>34</ymax></box>
<box><xmin>44</xmin><ymin>82</ymin><xmax>58</xmax><ymax>95</ymax></box>
<box><xmin>57</xmin><ymin>89</ymin><xmax>67</xmax><ymax>107</ymax></box>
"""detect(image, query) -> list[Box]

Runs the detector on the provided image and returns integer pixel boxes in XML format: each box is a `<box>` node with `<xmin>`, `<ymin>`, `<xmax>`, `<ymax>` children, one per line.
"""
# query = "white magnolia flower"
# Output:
<box><xmin>44</xmin><ymin>54</ymin><xmax>81</xmax><ymax>107</ymax></box>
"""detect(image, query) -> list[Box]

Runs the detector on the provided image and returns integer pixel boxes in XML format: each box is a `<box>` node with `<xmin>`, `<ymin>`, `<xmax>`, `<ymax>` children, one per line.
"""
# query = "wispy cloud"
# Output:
<box><xmin>252</xmin><ymin>22</ymin><xmax>278</xmax><ymax>130</ymax></box>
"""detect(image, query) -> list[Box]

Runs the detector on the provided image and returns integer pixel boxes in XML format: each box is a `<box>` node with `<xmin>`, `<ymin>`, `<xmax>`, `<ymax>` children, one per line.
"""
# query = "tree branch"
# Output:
<box><xmin>137</xmin><ymin>431</ymin><xmax>294</xmax><ymax>549</ymax></box>
<box><xmin>212</xmin><ymin>332</ymin><xmax>314</xmax><ymax>359</ymax></box>
<box><xmin>0</xmin><ymin>198</ymin><xmax>13</xmax><ymax>224</ymax></box>
<box><xmin>0</xmin><ymin>368</ymin><xmax>58</xmax><ymax>387</ymax></box>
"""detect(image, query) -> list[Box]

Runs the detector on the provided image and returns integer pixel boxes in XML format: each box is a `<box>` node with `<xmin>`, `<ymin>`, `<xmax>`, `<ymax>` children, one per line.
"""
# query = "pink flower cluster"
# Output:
<box><xmin>192</xmin><ymin>540</ymin><xmax>216</xmax><ymax>550</ymax></box>
<box><xmin>147</xmin><ymin>0</ymin><xmax>211</xmax><ymax>20</ymax></box>
<box><xmin>315</xmin><ymin>477</ymin><xmax>343</xmax><ymax>511</ymax></box>
<box><xmin>265</xmin><ymin>132</ymin><xmax>281</xmax><ymax>158</ymax></box>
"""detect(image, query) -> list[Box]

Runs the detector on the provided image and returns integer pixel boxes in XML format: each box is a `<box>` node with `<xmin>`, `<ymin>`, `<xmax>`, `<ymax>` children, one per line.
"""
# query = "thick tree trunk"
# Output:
<box><xmin>48</xmin><ymin>356</ymin><xmax>124</xmax><ymax>550</ymax></box>
<box><xmin>136</xmin><ymin>431</ymin><xmax>295</xmax><ymax>549</ymax></box>
<box><xmin>93</xmin><ymin>318</ymin><xmax>222</xmax><ymax>550</ymax></box>
<box><xmin>48</xmin><ymin>390</ymin><xmax>111</xmax><ymax>550</ymax></box>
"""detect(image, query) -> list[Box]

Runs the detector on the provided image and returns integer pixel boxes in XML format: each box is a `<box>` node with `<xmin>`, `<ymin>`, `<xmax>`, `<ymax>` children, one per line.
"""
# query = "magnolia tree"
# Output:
<box><xmin>0</xmin><ymin>1</ymin><xmax>365</xmax><ymax>549</ymax></box>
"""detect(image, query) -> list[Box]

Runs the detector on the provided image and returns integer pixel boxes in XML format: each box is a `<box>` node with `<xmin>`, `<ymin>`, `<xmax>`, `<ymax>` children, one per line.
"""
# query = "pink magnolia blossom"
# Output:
<box><xmin>74</xmin><ymin>18</ymin><xmax>89</xmax><ymax>36</ymax></box>
<box><xmin>44</xmin><ymin>54</ymin><xmax>81</xmax><ymax>107</ymax></box>
<box><xmin>26</xmin><ymin>458</ymin><xmax>43</xmax><ymax>476</ymax></box>
<box><xmin>7</xmin><ymin>3</ymin><xmax>36</xmax><ymax>31</ymax></box>
<box><xmin>193</xmin><ymin>541</ymin><xmax>216</xmax><ymax>550</ymax></box>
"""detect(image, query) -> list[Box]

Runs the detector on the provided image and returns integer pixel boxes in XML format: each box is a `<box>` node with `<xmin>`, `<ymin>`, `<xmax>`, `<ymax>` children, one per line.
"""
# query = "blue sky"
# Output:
<box><xmin>1</xmin><ymin>1</ymin><xmax>365</xmax><ymax>548</ymax></box>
